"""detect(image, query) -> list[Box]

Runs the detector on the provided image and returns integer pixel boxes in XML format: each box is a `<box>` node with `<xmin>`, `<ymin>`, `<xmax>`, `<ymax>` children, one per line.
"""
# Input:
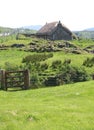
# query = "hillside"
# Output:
<box><xmin>1</xmin><ymin>25</ymin><xmax>94</xmax><ymax>39</ymax></box>
<box><xmin>1</xmin><ymin>35</ymin><xmax>94</xmax><ymax>88</ymax></box>
<box><xmin>0</xmin><ymin>81</ymin><xmax>94</xmax><ymax>130</ymax></box>
<box><xmin>0</xmin><ymin>25</ymin><xmax>94</xmax><ymax>130</ymax></box>
<box><xmin>84</xmin><ymin>27</ymin><xmax>94</xmax><ymax>31</ymax></box>
<box><xmin>0</xmin><ymin>26</ymin><xmax>13</xmax><ymax>32</ymax></box>
<box><xmin>74</xmin><ymin>31</ymin><xmax>94</xmax><ymax>39</ymax></box>
<box><xmin>0</xmin><ymin>26</ymin><xmax>36</xmax><ymax>36</ymax></box>
<box><xmin>22</xmin><ymin>25</ymin><xmax>42</xmax><ymax>30</ymax></box>
<box><xmin>74</xmin><ymin>26</ymin><xmax>94</xmax><ymax>39</ymax></box>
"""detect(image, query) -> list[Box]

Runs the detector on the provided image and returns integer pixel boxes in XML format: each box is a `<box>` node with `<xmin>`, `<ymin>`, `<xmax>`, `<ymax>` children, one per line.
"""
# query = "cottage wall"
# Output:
<box><xmin>47</xmin><ymin>24</ymin><xmax>72</xmax><ymax>40</ymax></box>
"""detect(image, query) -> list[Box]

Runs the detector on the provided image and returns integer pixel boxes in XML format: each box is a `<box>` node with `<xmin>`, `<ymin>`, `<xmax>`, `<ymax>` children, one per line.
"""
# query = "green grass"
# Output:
<box><xmin>0</xmin><ymin>49</ymin><xmax>94</xmax><ymax>74</ymax></box>
<box><xmin>73</xmin><ymin>39</ymin><xmax>94</xmax><ymax>48</ymax></box>
<box><xmin>47</xmin><ymin>51</ymin><xmax>93</xmax><ymax>65</ymax></box>
<box><xmin>46</xmin><ymin>51</ymin><xmax>94</xmax><ymax>74</ymax></box>
<box><xmin>0</xmin><ymin>81</ymin><xmax>94</xmax><ymax>130</ymax></box>
<box><xmin>0</xmin><ymin>34</ymin><xmax>48</xmax><ymax>46</ymax></box>
<box><xmin>0</xmin><ymin>34</ymin><xmax>32</xmax><ymax>45</ymax></box>
<box><xmin>0</xmin><ymin>49</ymin><xmax>32</xmax><ymax>67</ymax></box>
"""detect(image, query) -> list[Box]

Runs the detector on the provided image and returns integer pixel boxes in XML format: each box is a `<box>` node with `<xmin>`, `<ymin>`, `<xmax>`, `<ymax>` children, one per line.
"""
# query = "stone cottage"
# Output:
<box><xmin>36</xmin><ymin>21</ymin><xmax>77</xmax><ymax>40</ymax></box>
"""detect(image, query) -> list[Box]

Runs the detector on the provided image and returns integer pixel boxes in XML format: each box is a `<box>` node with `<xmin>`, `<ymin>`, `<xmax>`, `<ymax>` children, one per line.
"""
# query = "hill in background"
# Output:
<box><xmin>22</xmin><ymin>25</ymin><xmax>42</xmax><ymax>30</ymax></box>
<box><xmin>84</xmin><ymin>27</ymin><xmax>94</xmax><ymax>31</ymax></box>
<box><xmin>1</xmin><ymin>25</ymin><xmax>94</xmax><ymax>39</ymax></box>
<box><xmin>0</xmin><ymin>25</ymin><xmax>42</xmax><ymax>35</ymax></box>
<box><xmin>74</xmin><ymin>31</ymin><xmax>94</xmax><ymax>39</ymax></box>
<box><xmin>0</xmin><ymin>26</ymin><xmax>13</xmax><ymax>33</ymax></box>
<box><xmin>0</xmin><ymin>26</ymin><xmax>37</xmax><ymax>36</ymax></box>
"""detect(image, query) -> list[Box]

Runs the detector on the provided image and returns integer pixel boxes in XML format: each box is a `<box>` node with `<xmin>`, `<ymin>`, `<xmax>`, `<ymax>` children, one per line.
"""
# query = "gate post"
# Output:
<box><xmin>24</xmin><ymin>69</ymin><xmax>30</xmax><ymax>89</ymax></box>
<box><xmin>0</xmin><ymin>70</ymin><xmax>7</xmax><ymax>90</ymax></box>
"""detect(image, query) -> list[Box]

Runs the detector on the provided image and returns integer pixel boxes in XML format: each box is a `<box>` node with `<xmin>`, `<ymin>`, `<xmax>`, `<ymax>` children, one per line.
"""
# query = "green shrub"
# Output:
<box><xmin>63</xmin><ymin>59</ymin><xmax>71</xmax><ymax>65</ymax></box>
<box><xmin>40</xmin><ymin>63</ymin><xmax>48</xmax><ymax>71</ymax></box>
<box><xmin>83</xmin><ymin>57</ymin><xmax>94</xmax><ymax>67</ymax></box>
<box><xmin>22</xmin><ymin>53</ymin><xmax>53</xmax><ymax>64</ymax></box>
<box><xmin>22</xmin><ymin>54</ymin><xmax>40</xmax><ymax>63</ymax></box>
<box><xmin>51</xmin><ymin>60</ymin><xmax>62</xmax><ymax>69</ymax></box>
<box><xmin>30</xmin><ymin>73</ymin><xmax>41</xmax><ymax>89</ymax></box>
<box><xmin>43</xmin><ymin>64</ymin><xmax>90</xmax><ymax>86</ymax></box>
<box><xmin>44</xmin><ymin>76</ymin><xmax>61</xmax><ymax>86</ymax></box>
<box><xmin>58</xmin><ymin>65</ymin><xmax>90</xmax><ymax>84</ymax></box>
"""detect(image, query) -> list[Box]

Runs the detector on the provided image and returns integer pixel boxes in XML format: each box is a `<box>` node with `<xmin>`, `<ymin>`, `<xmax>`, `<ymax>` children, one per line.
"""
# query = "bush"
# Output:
<box><xmin>30</xmin><ymin>73</ymin><xmax>41</xmax><ymax>89</ymax></box>
<box><xmin>83</xmin><ymin>57</ymin><xmax>94</xmax><ymax>67</ymax></box>
<box><xmin>51</xmin><ymin>60</ymin><xmax>62</xmax><ymax>69</ymax></box>
<box><xmin>44</xmin><ymin>76</ymin><xmax>61</xmax><ymax>86</ymax></box>
<box><xmin>58</xmin><ymin>65</ymin><xmax>90</xmax><ymax>84</ymax></box>
<box><xmin>22</xmin><ymin>53</ymin><xmax>53</xmax><ymax>64</ymax></box>
<box><xmin>63</xmin><ymin>59</ymin><xmax>71</xmax><ymax>65</ymax></box>
<box><xmin>40</xmin><ymin>63</ymin><xmax>48</xmax><ymax>71</ymax></box>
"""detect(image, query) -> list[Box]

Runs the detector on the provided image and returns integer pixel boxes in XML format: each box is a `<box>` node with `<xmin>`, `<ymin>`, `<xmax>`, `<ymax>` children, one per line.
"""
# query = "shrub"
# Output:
<box><xmin>44</xmin><ymin>76</ymin><xmax>61</xmax><ymax>86</ymax></box>
<box><xmin>63</xmin><ymin>59</ymin><xmax>71</xmax><ymax>65</ymax></box>
<box><xmin>22</xmin><ymin>53</ymin><xmax>53</xmax><ymax>64</ymax></box>
<box><xmin>83</xmin><ymin>57</ymin><xmax>94</xmax><ymax>67</ymax></box>
<box><xmin>40</xmin><ymin>63</ymin><xmax>48</xmax><ymax>71</ymax></box>
<box><xmin>30</xmin><ymin>73</ymin><xmax>41</xmax><ymax>89</ymax></box>
<box><xmin>51</xmin><ymin>60</ymin><xmax>62</xmax><ymax>69</ymax></box>
<box><xmin>58</xmin><ymin>65</ymin><xmax>90</xmax><ymax>84</ymax></box>
<box><xmin>47</xmin><ymin>53</ymin><xmax>53</xmax><ymax>58</ymax></box>
<box><xmin>22</xmin><ymin>54</ymin><xmax>40</xmax><ymax>63</ymax></box>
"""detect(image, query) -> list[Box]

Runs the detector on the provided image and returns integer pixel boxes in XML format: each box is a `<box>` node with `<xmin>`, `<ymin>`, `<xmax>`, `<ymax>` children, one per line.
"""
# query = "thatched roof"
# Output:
<box><xmin>36</xmin><ymin>21</ymin><xmax>72</xmax><ymax>35</ymax></box>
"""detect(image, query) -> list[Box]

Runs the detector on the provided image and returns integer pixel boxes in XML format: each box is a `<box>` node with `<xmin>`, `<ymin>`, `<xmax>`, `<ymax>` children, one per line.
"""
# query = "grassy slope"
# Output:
<box><xmin>73</xmin><ymin>39</ymin><xmax>94</xmax><ymax>48</ymax></box>
<box><xmin>0</xmin><ymin>49</ymin><xmax>32</xmax><ymax>67</ymax></box>
<box><xmin>46</xmin><ymin>52</ymin><xmax>94</xmax><ymax>74</ymax></box>
<box><xmin>0</xmin><ymin>50</ymin><xmax>94</xmax><ymax>74</ymax></box>
<box><xmin>0</xmin><ymin>81</ymin><xmax>94</xmax><ymax>130</ymax></box>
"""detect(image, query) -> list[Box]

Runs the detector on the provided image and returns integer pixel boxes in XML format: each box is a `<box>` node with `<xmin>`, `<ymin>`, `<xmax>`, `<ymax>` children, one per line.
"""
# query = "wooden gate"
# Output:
<box><xmin>0</xmin><ymin>69</ymin><xmax>30</xmax><ymax>91</ymax></box>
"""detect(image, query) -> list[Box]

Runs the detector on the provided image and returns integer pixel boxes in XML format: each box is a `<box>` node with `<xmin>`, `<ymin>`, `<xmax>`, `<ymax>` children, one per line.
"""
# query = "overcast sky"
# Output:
<box><xmin>0</xmin><ymin>0</ymin><xmax>94</xmax><ymax>30</ymax></box>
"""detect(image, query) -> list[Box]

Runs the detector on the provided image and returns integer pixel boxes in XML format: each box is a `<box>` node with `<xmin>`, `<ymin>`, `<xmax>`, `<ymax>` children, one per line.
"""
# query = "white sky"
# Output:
<box><xmin>0</xmin><ymin>0</ymin><xmax>94</xmax><ymax>30</ymax></box>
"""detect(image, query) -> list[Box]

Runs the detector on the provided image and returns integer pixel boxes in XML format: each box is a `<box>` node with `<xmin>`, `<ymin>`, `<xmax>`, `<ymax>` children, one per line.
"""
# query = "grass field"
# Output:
<box><xmin>0</xmin><ymin>49</ymin><xmax>94</xmax><ymax>74</ymax></box>
<box><xmin>0</xmin><ymin>49</ymin><xmax>32</xmax><ymax>67</ymax></box>
<box><xmin>0</xmin><ymin>36</ymin><xmax>94</xmax><ymax>129</ymax></box>
<box><xmin>0</xmin><ymin>81</ymin><xmax>94</xmax><ymax>130</ymax></box>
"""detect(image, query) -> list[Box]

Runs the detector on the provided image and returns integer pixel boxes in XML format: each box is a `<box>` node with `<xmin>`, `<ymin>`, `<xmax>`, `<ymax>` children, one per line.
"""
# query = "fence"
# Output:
<box><xmin>0</xmin><ymin>69</ymin><xmax>30</xmax><ymax>91</ymax></box>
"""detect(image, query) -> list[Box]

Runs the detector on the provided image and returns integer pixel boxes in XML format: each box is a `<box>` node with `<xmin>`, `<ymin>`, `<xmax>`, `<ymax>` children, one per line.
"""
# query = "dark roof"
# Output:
<box><xmin>36</xmin><ymin>21</ymin><xmax>72</xmax><ymax>35</ymax></box>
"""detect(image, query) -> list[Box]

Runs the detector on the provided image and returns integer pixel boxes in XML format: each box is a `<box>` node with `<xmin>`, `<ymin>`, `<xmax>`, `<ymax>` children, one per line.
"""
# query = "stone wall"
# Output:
<box><xmin>47</xmin><ymin>23</ymin><xmax>72</xmax><ymax>40</ymax></box>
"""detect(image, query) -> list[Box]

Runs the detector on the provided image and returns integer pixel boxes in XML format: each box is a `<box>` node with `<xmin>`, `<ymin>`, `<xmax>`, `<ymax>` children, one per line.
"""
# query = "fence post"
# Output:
<box><xmin>0</xmin><ymin>70</ymin><xmax>1</xmax><ymax>89</ymax></box>
<box><xmin>0</xmin><ymin>70</ymin><xmax>7</xmax><ymax>90</ymax></box>
<box><xmin>92</xmin><ymin>74</ymin><xmax>94</xmax><ymax>80</ymax></box>
<box><xmin>24</xmin><ymin>69</ymin><xmax>30</xmax><ymax>89</ymax></box>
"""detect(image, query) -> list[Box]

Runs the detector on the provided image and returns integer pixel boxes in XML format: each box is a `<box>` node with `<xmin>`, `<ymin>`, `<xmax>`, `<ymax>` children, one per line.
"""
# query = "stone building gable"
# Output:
<box><xmin>36</xmin><ymin>21</ymin><xmax>76</xmax><ymax>40</ymax></box>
